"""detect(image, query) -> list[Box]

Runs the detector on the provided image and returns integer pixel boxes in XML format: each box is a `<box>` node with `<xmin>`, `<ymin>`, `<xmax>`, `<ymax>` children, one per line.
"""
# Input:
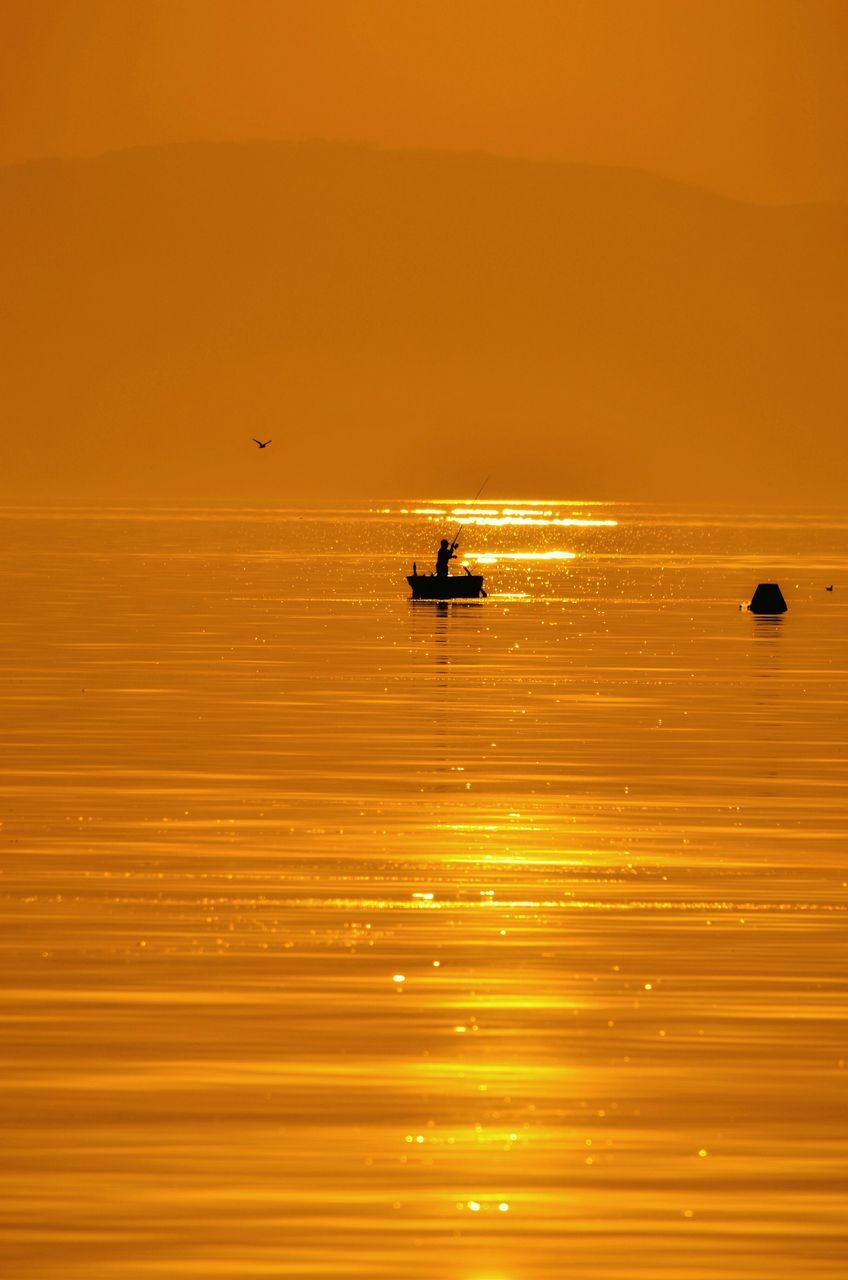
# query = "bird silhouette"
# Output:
<box><xmin>253</xmin><ymin>438</ymin><xmax>272</xmax><ymax>449</ymax></box>
<box><xmin>826</xmin><ymin>584</ymin><xmax>833</xmax><ymax>591</ymax></box>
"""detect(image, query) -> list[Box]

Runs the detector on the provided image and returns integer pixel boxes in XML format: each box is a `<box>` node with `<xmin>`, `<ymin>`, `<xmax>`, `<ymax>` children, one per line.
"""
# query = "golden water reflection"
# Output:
<box><xmin>0</xmin><ymin>502</ymin><xmax>846</xmax><ymax>1278</ymax></box>
<box><xmin>465</xmin><ymin>552</ymin><xmax>576</xmax><ymax>564</ymax></box>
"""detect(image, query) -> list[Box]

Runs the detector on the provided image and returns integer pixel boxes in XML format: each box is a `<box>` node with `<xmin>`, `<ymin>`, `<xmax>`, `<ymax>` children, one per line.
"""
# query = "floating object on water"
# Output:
<box><xmin>826</xmin><ymin>585</ymin><xmax>833</xmax><ymax>592</ymax></box>
<box><xmin>407</xmin><ymin>567</ymin><xmax>486</xmax><ymax>599</ymax></box>
<box><xmin>748</xmin><ymin>583</ymin><xmax>787</xmax><ymax>614</ymax></box>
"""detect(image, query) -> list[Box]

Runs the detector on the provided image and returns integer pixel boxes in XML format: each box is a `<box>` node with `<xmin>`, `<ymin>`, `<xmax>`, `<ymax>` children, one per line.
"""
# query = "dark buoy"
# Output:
<box><xmin>749</xmin><ymin>583</ymin><xmax>787</xmax><ymax>614</ymax></box>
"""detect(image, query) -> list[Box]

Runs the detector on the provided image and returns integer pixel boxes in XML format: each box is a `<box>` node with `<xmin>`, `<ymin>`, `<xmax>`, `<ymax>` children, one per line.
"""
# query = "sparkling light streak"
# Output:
<box><xmin>466</xmin><ymin>551</ymin><xmax>576</xmax><ymax>564</ymax></box>
<box><xmin>452</xmin><ymin>515</ymin><xmax>617</xmax><ymax>527</ymax></box>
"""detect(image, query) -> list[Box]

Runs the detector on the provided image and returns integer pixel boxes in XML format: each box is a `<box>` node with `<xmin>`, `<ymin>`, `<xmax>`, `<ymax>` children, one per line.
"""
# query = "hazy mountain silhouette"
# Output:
<box><xmin>1</xmin><ymin>140</ymin><xmax>846</xmax><ymax>501</ymax></box>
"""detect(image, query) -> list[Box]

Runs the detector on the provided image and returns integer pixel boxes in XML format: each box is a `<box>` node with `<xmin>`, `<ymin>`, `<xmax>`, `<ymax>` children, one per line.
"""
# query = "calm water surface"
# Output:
<box><xmin>1</xmin><ymin>501</ymin><xmax>846</xmax><ymax>1279</ymax></box>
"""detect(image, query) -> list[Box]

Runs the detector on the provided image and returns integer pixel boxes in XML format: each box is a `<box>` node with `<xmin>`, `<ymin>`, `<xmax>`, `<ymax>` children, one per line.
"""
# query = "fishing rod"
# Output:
<box><xmin>450</xmin><ymin>474</ymin><xmax>490</xmax><ymax>549</ymax></box>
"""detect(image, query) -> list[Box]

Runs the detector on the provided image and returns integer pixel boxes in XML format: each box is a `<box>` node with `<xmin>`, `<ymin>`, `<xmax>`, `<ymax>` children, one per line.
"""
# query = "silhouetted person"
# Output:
<box><xmin>436</xmin><ymin>539</ymin><xmax>457</xmax><ymax>577</ymax></box>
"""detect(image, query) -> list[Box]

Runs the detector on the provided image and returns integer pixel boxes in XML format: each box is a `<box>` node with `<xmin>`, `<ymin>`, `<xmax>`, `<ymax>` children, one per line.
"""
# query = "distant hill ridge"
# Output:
<box><xmin>1</xmin><ymin>140</ymin><xmax>846</xmax><ymax>500</ymax></box>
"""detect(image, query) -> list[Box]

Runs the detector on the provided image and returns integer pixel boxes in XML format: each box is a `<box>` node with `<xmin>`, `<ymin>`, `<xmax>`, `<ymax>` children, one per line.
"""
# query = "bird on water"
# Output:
<box><xmin>253</xmin><ymin>438</ymin><xmax>272</xmax><ymax>449</ymax></box>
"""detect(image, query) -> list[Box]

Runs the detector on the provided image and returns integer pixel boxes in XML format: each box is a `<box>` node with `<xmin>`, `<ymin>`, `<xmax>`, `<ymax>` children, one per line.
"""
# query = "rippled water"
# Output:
<box><xmin>1</xmin><ymin>501</ymin><xmax>846</xmax><ymax>1279</ymax></box>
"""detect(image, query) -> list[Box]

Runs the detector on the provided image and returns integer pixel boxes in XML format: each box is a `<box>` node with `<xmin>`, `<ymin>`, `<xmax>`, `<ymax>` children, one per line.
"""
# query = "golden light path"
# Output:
<box><xmin>0</xmin><ymin>500</ymin><xmax>846</xmax><ymax>1280</ymax></box>
<box><xmin>464</xmin><ymin>551</ymin><xmax>576</xmax><ymax>564</ymax></box>
<box><xmin>412</xmin><ymin>509</ymin><xmax>618</xmax><ymax>528</ymax></box>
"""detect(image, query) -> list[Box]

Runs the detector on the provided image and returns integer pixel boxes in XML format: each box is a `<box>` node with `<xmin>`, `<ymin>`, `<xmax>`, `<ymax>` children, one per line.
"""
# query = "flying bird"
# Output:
<box><xmin>253</xmin><ymin>438</ymin><xmax>272</xmax><ymax>449</ymax></box>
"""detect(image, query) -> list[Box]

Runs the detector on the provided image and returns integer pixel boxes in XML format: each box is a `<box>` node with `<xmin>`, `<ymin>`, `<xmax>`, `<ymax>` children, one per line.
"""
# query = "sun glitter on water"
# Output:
<box><xmin>467</xmin><ymin>551</ymin><xmax>576</xmax><ymax>563</ymax></box>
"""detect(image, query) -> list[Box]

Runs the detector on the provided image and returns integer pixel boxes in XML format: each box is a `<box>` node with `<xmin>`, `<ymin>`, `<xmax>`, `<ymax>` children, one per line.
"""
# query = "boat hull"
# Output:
<box><xmin>407</xmin><ymin>574</ymin><xmax>485</xmax><ymax>600</ymax></box>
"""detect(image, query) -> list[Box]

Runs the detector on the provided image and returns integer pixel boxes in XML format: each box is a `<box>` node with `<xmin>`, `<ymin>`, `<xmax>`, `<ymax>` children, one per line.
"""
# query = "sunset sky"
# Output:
<box><xmin>2</xmin><ymin>0</ymin><xmax>847</xmax><ymax>203</ymax></box>
<box><xmin>1</xmin><ymin>2</ymin><xmax>847</xmax><ymax>502</ymax></box>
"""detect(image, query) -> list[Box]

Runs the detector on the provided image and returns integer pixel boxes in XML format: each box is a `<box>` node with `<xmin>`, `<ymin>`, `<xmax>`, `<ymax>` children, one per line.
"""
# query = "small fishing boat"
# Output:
<box><xmin>407</xmin><ymin>567</ymin><xmax>486</xmax><ymax>599</ymax></box>
<box><xmin>410</xmin><ymin>480</ymin><xmax>490</xmax><ymax>600</ymax></box>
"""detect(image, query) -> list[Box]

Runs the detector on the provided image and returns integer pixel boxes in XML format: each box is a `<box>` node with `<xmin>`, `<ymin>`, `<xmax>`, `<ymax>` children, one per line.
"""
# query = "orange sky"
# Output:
<box><xmin>2</xmin><ymin>0</ymin><xmax>847</xmax><ymax>203</ymax></box>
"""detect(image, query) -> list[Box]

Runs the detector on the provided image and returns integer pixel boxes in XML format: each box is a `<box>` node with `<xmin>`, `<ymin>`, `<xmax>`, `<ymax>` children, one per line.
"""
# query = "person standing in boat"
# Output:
<box><xmin>436</xmin><ymin>538</ymin><xmax>457</xmax><ymax>577</ymax></box>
